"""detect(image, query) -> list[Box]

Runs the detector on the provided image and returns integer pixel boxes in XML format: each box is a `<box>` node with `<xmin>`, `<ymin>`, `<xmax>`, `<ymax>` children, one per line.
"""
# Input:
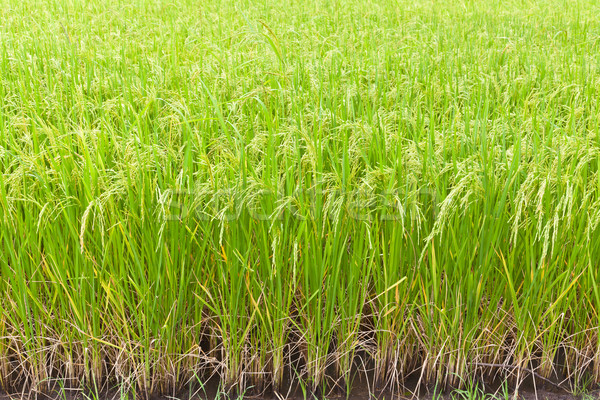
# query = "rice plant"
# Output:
<box><xmin>1</xmin><ymin>0</ymin><xmax>600</xmax><ymax>397</ymax></box>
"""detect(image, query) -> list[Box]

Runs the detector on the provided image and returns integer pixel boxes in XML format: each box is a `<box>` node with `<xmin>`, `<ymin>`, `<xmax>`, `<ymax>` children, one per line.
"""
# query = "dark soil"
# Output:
<box><xmin>1</xmin><ymin>379</ymin><xmax>597</xmax><ymax>400</ymax></box>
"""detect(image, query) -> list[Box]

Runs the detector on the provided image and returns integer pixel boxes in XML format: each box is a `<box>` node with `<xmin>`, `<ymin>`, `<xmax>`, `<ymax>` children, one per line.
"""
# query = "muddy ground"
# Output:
<box><xmin>1</xmin><ymin>377</ymin><xmax>598</xmax><ymax>400</ymax></box>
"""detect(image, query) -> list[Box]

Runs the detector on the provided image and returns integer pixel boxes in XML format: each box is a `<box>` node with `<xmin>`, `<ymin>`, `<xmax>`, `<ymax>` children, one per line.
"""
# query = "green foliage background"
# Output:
<box><xmin>1</xmin><ymin>0</ymin><xmax>600</xmax><ymax>396</ymax></box>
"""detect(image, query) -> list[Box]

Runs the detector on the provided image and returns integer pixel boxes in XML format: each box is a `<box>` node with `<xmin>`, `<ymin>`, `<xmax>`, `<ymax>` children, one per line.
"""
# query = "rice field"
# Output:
<box><xmin>1</xmin><ymin>0</ymin><xmax>600</xmax><ymax>397</ymax></box>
